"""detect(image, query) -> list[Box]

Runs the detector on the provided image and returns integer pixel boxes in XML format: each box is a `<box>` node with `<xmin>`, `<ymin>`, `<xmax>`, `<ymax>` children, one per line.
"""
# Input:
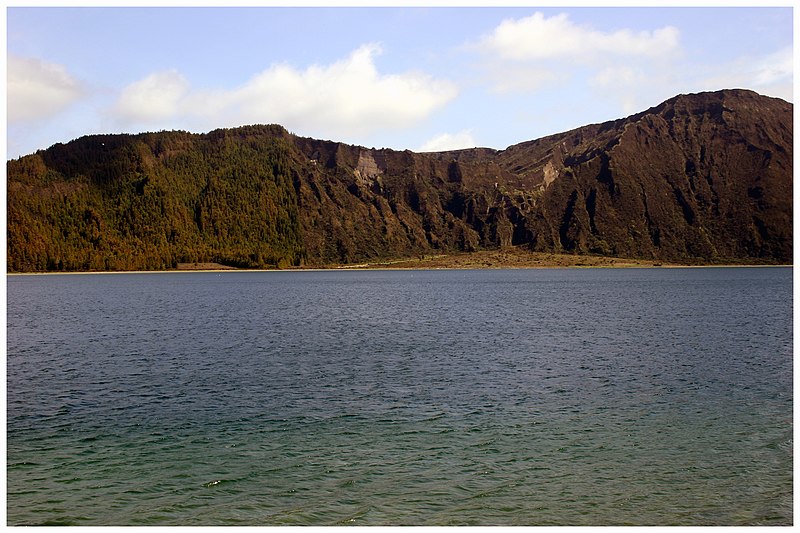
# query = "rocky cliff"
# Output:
<box><xmin>7</xmin><ymin>89</ymin><xmax>792</xmax><ymax>271</ymax></box>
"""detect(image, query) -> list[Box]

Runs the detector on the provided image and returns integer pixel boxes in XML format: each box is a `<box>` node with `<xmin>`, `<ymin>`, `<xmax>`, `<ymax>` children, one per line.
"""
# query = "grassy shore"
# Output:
<box><xmin>325</xmin><ymin>248</ymin><xmax>673</xmax><ymax>270</ymax></box>
<box><xmin>8</xmin><ymin>248</ymin><xmax>789</xmax><ymax>275</ymax></box>
<box><xmin>310</xmin><ymin>248</ymin><xmax>788</xmax><ymax>270</ymax></box>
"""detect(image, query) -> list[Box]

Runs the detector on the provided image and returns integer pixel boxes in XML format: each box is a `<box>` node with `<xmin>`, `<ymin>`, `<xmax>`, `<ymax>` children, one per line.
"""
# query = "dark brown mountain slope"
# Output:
<box><xmin>6</xmin><ymin>89</ymin><xmax>792</xmax><ymax>272</ymax></box>
<box><xmin>287</xmin><ymin>89</ymin><xmax>791</xmax><ymax>265</ymax></box>
<box><xmin>493</xmin><ymin>89</ymin><xmax>793</xmax><ymax>261</ymax></box>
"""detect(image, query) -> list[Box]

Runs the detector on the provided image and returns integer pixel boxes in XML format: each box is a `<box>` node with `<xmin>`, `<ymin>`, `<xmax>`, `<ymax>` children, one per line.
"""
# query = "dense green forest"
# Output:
<box><xmin>8</xmin><ymin>126</ymin><xmax>304</xmax><ymax>271</ymax></box>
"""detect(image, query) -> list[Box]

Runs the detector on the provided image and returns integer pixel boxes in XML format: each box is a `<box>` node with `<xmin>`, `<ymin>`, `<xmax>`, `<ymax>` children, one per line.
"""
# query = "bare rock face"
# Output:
<box><xmin>514</xmin><ymin>90</ymin><xmax>793</xmax><ymax>261</ymax></box>
<box><xmin>6</xmin><ymin>89</ymin><xmax>792</xmax><ymax>271</ymax></box>
<box><xmin>288</xmin><ymin>89</ymin><xmax>791</xmax><ymax>265</ymax></box>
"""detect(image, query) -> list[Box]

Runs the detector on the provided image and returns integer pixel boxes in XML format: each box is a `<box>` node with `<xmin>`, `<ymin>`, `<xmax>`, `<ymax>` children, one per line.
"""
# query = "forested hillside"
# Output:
<box><xmin>7</xmin><ymin>90</ymin><xmax>792</xmax><ymax>272</ymax></box>
<box><xmin>8</xmin><ymin>126</ymin><xmax>303</xmax><ymax>271</ymax></box>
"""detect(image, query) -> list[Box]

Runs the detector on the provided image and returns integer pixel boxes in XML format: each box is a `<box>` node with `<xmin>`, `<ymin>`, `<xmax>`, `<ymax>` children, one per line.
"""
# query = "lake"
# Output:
<box><xmin>6</xmin><ymin>267</ymin><xmax>793</xmax><ymax>525</ymax></box>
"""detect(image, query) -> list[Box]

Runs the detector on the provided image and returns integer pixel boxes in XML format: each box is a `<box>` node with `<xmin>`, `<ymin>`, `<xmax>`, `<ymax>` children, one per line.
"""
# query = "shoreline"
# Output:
<box><xmin>6</xmin><ymin>249</ymin><xmax>791</xmax><ymax>275</ymax></box>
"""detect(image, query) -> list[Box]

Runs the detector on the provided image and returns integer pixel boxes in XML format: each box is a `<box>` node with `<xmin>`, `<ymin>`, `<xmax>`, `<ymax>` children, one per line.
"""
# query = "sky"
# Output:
<box><xmin>5</xmin><ymin>3</ymin><xmax>795</xmax><ymax>159</ymax></box>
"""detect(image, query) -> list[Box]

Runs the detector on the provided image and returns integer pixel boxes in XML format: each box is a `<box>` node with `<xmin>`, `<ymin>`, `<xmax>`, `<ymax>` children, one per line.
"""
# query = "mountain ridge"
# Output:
<box><xmin>7</xmin><ymin>89</ymin><xmax>792</xmax><ymax>272</ymax></box>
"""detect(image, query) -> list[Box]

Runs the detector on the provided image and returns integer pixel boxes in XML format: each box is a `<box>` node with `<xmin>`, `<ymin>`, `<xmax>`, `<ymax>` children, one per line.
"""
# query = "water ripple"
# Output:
<box><xmin>7</xmin><ymin>268</ymin><xmax>793</xmax><ymax>525</ymax></box>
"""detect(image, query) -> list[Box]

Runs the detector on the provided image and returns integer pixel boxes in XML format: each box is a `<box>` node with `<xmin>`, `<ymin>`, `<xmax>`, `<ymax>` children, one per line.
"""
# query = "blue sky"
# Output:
<box><xmin>6</xmin><ymin>5</ymin><xmax>794</xmax><ymax>159</ymax></box>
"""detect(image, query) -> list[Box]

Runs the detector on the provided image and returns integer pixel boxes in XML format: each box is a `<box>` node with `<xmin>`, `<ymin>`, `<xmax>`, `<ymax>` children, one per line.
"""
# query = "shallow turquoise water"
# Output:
<box><xmin>7</xmin><ymin>268</ymin><xmax>793</xmax><ymax>525</ymax></box>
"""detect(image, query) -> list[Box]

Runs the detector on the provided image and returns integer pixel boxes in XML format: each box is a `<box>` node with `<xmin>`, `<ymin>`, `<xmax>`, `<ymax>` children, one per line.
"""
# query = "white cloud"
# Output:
<box><xmin>476</xmin><ymin>12</ymin><xmax>679</xmax><ymax>63</ymax></box>
<box><xmin>418</xmin><ymin>130</ymin><xmax>476</xmax><ymax>152</ymax></box>
<box><xmin>751</xmin><ymin>47</ymin><xmax>793</xmax><ymax>87</ymax></box>
<box><xmin>111</xmin><ymin>44</ymin><xmax>459</xmax><ymax>138</ymax></box>
<box><xmin>7</xmin><ymin>55</ymin><xmax>85</xmax><ymax>123</ymax></box>
<box><xmin>469</xmin><ymin>12</ymin><xmax>682</xmax><ymax>99</ymax></box>
<box><xmin>487</xmin><ymin>65</ymin><xmax>562</xmax><ymax>94</ymax></box>
<box><xmin>114</xmin><ymin>69</ymin><xmax>190</xmax><ymax>123</ymax></box>
<box><xmin>589</xmin><ymin>66</ymin><xmax>653</xmax><ymax>113</ymax></box>
<box><xmin>701</xmin><ymin>46</ymin><xmax>793</xmax><ymax>102</ymax></box>
<box><xmin>591</xmin><ymin>66</ymin><xmax>644</xmax><ymax>88</ymax></box>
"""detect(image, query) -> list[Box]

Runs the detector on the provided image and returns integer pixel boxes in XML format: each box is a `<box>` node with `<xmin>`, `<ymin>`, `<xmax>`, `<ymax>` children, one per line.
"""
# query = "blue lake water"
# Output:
<box><xmin>6</xmin><ymin>267</ymin><xmax>793</xmax><ymax>525</ymax></box>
